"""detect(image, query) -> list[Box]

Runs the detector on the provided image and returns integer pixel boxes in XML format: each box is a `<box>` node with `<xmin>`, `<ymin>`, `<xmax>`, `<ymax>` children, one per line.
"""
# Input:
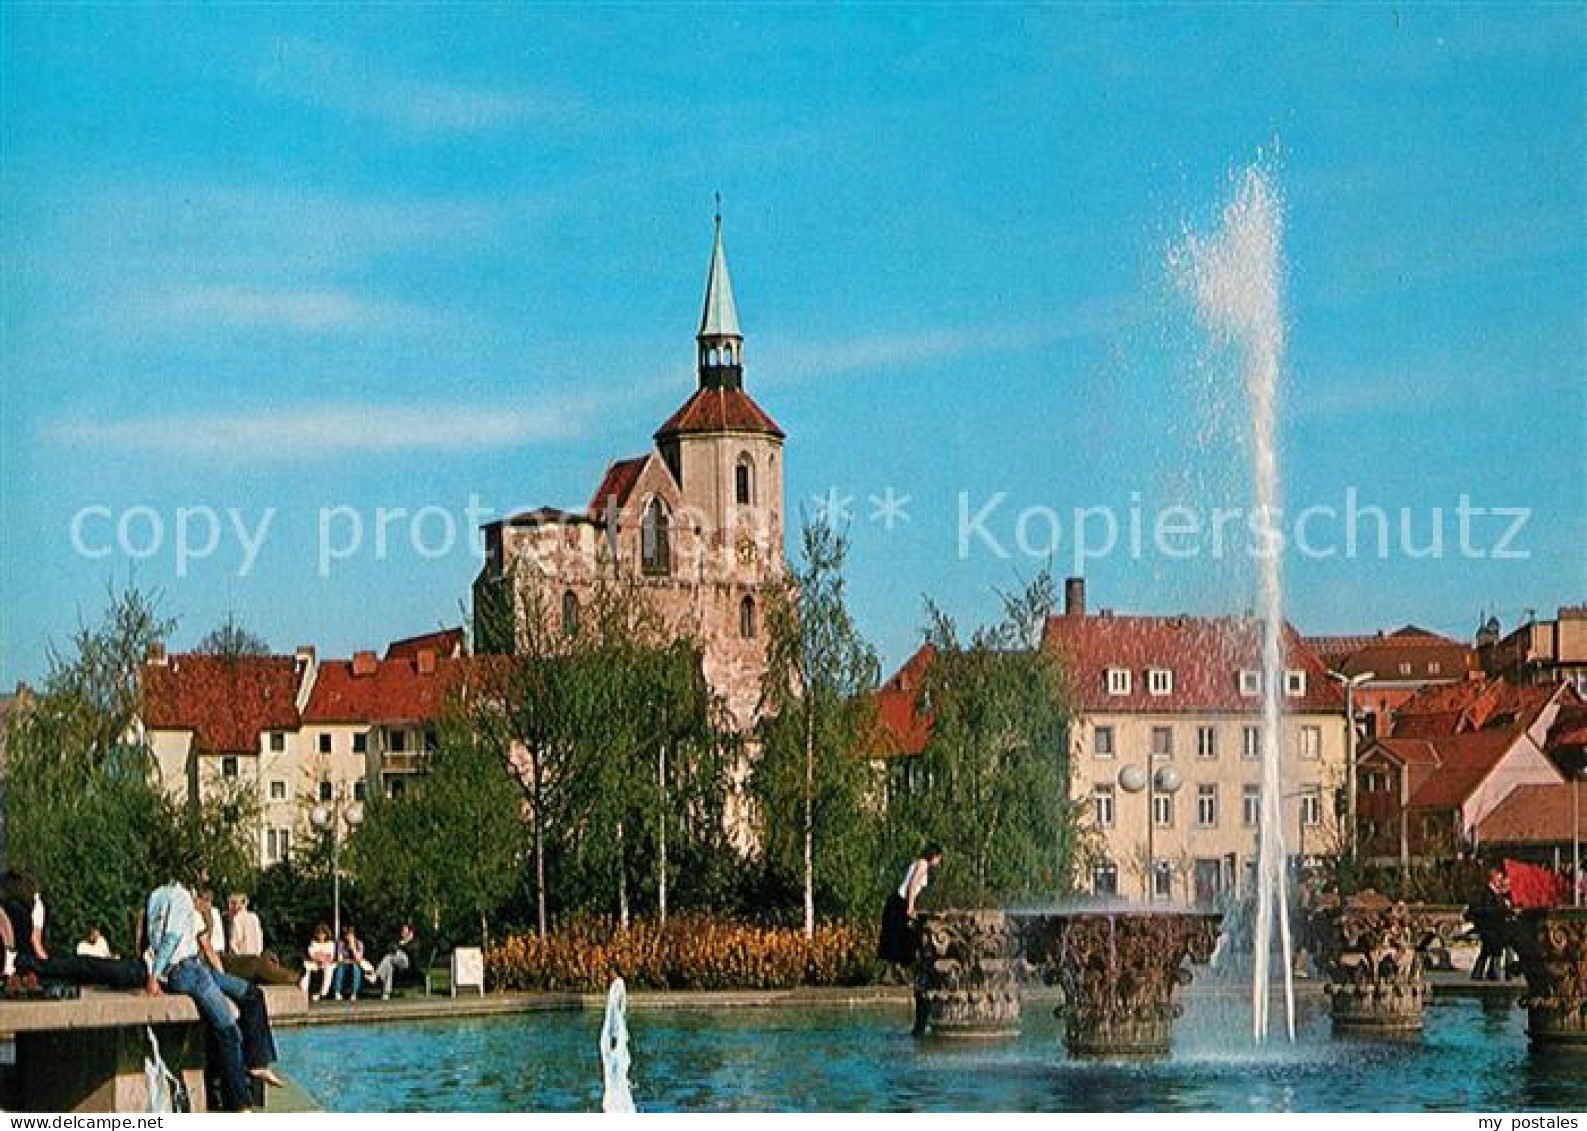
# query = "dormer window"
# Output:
<box><xmin>1399</xmin><ymin>662</ymin><xmax>1412</xmax><ymax>676</ymax></box>
<box><xmin>1106</xmin><ymin>668</ymin><xmax>1132</xmax><ymax>696</ymax></box>
<box><xmin>1284</xmin><ymin>670</ymin><xmax>1306</xmax><ymax>697</ymax></box>
<box><xmin>1239</xmin><ymin>670</ymin><xmax>1261</xmax><ymax>697</ymax></box>
<box><xmin>1148</xmin><ymin>668</ymin><xmax>1173</xmax><ymax>696</ymax></box>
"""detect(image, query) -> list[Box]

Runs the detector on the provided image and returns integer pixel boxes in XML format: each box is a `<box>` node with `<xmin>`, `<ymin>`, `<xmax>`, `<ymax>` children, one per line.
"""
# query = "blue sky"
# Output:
<box><xmin>2</xmin><ymin>5</ymin><xmax>1583</xmax><ymax>684</ymax></box>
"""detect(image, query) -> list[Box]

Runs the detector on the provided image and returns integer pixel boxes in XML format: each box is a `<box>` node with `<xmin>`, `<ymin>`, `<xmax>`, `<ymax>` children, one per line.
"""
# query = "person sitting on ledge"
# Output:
<box><xmin>301</xmin><ymin>924</ymin><xmax>336</xmax><ymax>1000</ymax></box>
<box><xmin>0</xmin><ymin>871</ymin><xmax>144</xmax><ymax>990</ymax></box>
<box><xmin>145</xmin><ymin>859</ymin><xmax>286</xmax><ymax>1112</ymax></box>
<box><xmin>76</xmin><ymin>924</ymin><xmax>114</xmax><ymax>959</ymax></box>
<box><xmin>373</xmin><ymin>923</ymin><xmax>417</xmax><ymax>1000</ymax></box>
<box><xmin>220</xmin><ymin>893</ymin><xmax>300</xmax><ymax>987</ymax></box>
<box><xmin>331</xmin><ymin>923</ymin><xmax>372</xmax><ymax>1001</ymax></box>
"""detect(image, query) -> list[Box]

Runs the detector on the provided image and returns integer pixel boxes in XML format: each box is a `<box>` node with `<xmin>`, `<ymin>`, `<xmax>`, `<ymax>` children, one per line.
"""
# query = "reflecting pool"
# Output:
<box><xmin>276</xmin><ymin>994</ymin><xmax>1587</xmax><ymax>1112</ymax></box>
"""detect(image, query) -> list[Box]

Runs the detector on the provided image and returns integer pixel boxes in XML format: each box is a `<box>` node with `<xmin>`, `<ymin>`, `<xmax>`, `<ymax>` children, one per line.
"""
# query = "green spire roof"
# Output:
<box><xmin>698</xmin><ymin>217</ymin><xmax>741</xmax><ymax>340</ymax></box>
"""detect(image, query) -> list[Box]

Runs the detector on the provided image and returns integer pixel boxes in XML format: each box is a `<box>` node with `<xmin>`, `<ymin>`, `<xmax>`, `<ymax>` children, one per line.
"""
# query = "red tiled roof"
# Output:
<box><xmin>1309</xmin><ymin>626</ymin><xmax>1478</xmax><ymax>683</ymax></box>
<box><xmin>872</xmin><ymin>645</ymin><xmax>936</xmax><ymax>757</ymax></box>
<box><xmin>302</xmin><ymin>655</ymin><xmax>468</xmax><ymax>725</ymax></box>
<box><xmin>1040</xmin><ymin>614</ymin><xmax>1343</xmax><ymax>715</ymax></box>
<box><xmin>385</xmin><ymin>628</ymin><xmax>465</xmax><ymax>661</ymax></box>
<box><xmin>655</xmin><ymin>387</ymin><xmax>784</xmax><ymax>440</ymax></box>
<box><xmin>1404</xmin><ymin>729</ymin><xmax>1531</xmax><ymax>810</ymax></box>
<box><xmin>1391</xmin><ymin>677</ymin><xmax>1562</xmax><ymax>738</ymax></box>
<box><xmin>142</xmin><ymin>654</ymin><xmax>302</xmax><ymax>754</ymax></box>
<box><xmin>1364</xmin><ymin>738</ymin><xmax>1441</xmax><ymax>767</ymax></box>
<box><xmin>587</xmin><ymin>456</ymin><xmax>650</xmax><ymax>516</ymax></box>
<box><xmin>1477</xmin><ymin>782</ymin><xmax>1587</xmax><ymax>844</ymax></box>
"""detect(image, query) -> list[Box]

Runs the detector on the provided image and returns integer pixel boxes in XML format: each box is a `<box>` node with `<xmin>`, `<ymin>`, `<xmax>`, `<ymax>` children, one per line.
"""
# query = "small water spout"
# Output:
<box><xmin>600</xmin><ymin>977</ymin><xmax>635</xmax><ymax>1113</ymax></box>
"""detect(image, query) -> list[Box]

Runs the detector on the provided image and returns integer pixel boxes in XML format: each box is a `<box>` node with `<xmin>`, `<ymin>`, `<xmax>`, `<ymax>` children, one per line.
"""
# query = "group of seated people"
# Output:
<box><xmin>0</xmin><ymin>860</ymin><xmax>422</xmax><ymax>1112</ymax></box>
<box><xmin>300</xmin><ymin>921</ymin><xmax>415</xmax><ymax>1001</ymax></box>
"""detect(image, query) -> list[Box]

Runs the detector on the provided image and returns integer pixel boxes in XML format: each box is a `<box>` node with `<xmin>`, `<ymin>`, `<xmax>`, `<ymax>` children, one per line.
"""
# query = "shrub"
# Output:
<box><xmin>487</xmin><ymin>914</ymin><xmax>876</xmax><ymax>992</ymax></box>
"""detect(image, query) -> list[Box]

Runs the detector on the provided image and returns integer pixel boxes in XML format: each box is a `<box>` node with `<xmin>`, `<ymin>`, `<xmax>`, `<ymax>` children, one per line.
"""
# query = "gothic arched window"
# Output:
<box><xmin>739</xmin><ymin>595</ymin><xmax>757</xmax><ymax>639</ymax></box>
<box><xmin>641</xmin><ymin>499</ymin><xmax>671</xmax><ymax>576</ymax></box>
<box><xmin>735</xmin><ymin>454</ymin><xmax>754</xmax><ymax>507</ymax></box>
<box><xmin>561</xmin><ymin>589</ymin><xmax>580</xmax><ymax>637</ymax></box>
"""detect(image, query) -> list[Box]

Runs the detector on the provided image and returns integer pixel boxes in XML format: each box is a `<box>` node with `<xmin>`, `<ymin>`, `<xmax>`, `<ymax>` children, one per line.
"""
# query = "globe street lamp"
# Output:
<box><xmin>1328</xmin><ymin>670</ymin><xmax>1375</xmax><ymax>859</ymax></box>
<box><xmin>1119</xmin><ymin>764</ymin><xmax>1183</xmax><ymax>903</ymax></box>
<box><xmin>310</xmin><ymin>790</ymin><xmax>364</xmax><ymax>943</ymax></box>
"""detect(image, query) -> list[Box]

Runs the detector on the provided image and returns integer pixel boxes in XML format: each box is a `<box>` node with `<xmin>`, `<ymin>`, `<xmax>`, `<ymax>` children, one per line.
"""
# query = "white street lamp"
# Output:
<box><xmin>1329</xmin><ymin>670</ymin><xmax>1375</xmax><ymax>860</ymax></box>
<box><xmin>311</xmin><ymin>791</ymin><xmax>364</xmax><ymax>942</ymax></box>
<box><xmin>1119</xmin><ymin>763</ymin><xmax>1184</xmax><ymax>903</ymax></box>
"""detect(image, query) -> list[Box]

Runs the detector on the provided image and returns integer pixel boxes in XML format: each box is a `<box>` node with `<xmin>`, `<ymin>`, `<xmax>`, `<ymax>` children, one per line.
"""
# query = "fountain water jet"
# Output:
<box><xmin>1177</xmin><ymin>164</ymin><xmax>1296</xmax><ymax>1043</ymax></box>
<box><xmin>600</xmin><ymin>977</ymin><xmax>635</xmax><ymax>1113</ymax></box>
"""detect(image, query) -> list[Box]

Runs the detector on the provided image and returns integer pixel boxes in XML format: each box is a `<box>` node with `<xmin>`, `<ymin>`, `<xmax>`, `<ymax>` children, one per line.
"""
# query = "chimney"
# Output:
<box><xmin>146</xmin><ymin>641</ymin><xmax>168</xmax><ymax>666</ymax></box>
<box><xmin>295</xmin><ymin>645</ymin><xmax>316</xmax><ymax>669</ymax></box>
<box><xmin>352</xmin><ymin>650</ymin><xmax>378</xmax><ymax>678</ymax></box>
<box><xmin>1064</xmin><ymin>577</ymin><xmax>1086</xmax><ymax>618</ymax></box>
<box><xmin>417</xmin><ymin>649</ymin><xmax>437</xmax><ymax>676</ymax></box>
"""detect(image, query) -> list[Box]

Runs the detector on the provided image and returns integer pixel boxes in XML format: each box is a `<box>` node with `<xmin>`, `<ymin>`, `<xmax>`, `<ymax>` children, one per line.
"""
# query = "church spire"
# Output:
<box><xmin>696</xmin><ymin>207</ymin><xmax>744</xmax><ymax>390</ymax></box>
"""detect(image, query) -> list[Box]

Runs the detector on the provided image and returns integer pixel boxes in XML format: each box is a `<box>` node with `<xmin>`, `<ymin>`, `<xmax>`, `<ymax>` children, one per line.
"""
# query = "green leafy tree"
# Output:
<box><xmin>900</xmin><ymin>570</ymin><xmax>1082</xmax><ymax>904</ymax></box>
<box><xmin>753</xmin><ymin>519</ymin><xmax>883</xmax><ymax>935</ymax></box>
<box><xmin>194</xmin><ymin>613</ymin><xmax>271</xmax><ymax>658</ymax></box>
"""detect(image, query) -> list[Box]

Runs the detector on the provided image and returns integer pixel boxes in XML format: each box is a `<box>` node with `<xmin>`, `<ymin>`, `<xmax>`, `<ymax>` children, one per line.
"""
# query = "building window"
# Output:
<box><xmin>1106</xmin><ymin>668</ymin><xmax>1132</xmax><ymax>696</ymax></box>
<box><xmin>1094</xmin><ymin>726</ymin><xmax>1116</xmax><ymax>758</ymax></box>
<box><xmin>1148</xmin><ymin>668</ymin><xmax>1173</xmax><ymax>696</ymax></box>
<box><xmin>1152</xmin><ymin>792</ymin><xmax>1174</xmax><ymax>828</ymax></box>
<box><xmin>1196</xmin><ymin>725</ymin><xmax>1217</xmax><ymax>759</ymax></box>
<box><xmin>1094</xmin><ymin>784</ymin><xmax>1116</xmax><ymax>829</ymax></box>
<box><xmin>219</xmin><ymin>756</ymin><xmax>238</xmax><ymax>779</ymax></box>
<box><xmin>1284</xmin><ymin>670</ymin><xmax>1306</xmax><ymax>697</ymax></box>
<box><xmin>735</xmin><ymin>455</ymin><xmax>754</xmax><ymax>507</ymax></box>
<box><xmin>1399</xmin><ymin>662</ymin><xmax>1413</xmax><ymax>676</ymax></box>
<box><xmin>268</xmin><ymin>731</ymin><xmax>285</xmax><ymax>753</ymax></box>
<box><xmin>1300</xmin><ymin>787</ymin><xmax>1322</xmax><ymax>827</ymax></box>
<box><xmin>388</xmin><ymin>778</ymin><xmax>407</xmax><ymax>800</ymax></box>
<box><xmin>354</xmin><ymin>779</ymin><xmax>367</xmax><ymax>802</ymax></box>
<box><xmin>1196</xmin><ymin>784</ymin><xmax>1218</xmax><ymax>828</ymax></box>
<box><xmin>1243</xmin><ymin>784</ymin><xmax>1261</xmax><ymax>827</ymax></box>
<box><xmin>424</xmin><ymin>728</ymin><xmax>437</xmax><ymax>752</ymax></box>
<box><xmin>1092</xmin><ymin>863</ymin><xmax>1118</xmax><ymax>897</ymax></box>
<box><xmin>269</xmin><ymin>779</ymin><xmax>287</xmax><ymax>802</ymax></box>
<box><xmin>1299</xmin><ymin>725</ymin><xmax>1322</xmax><ymax>761</ymax></box>
<box><xmin>266</xmin><ymin>828</ymin><xmax>291</xmax><ymax>864</ymax></box>
<box><xmin>641</xmin><ymin>499</ymin><xmax>672</xmax><ymax>576</ymax></box>
<box><xmin>1239</xmin><ymin>670</ymin><xmax>1261</xmax><ymax>697</ymax></box>
<box><xmin>739</xmin><ymin>596</ymin><xmax>757</xmax><ymax>639</ymax></box>
<box><xmin>562</xmin><ymin>590</ymin><xmax>581</xmax><ymax>637</ymax></box>
<box><xmin>1152</xmin><ymin>860</ymin><xmax>1173</xmax><ymax>901</ymax></box>
<box><xmin>318</xmin><ymin>733</ymin><xmax>332</xmax><ymax>755</ymax></box>
<box><xmin>1428</xmin><ymin>661</ymin><xmax>1441</xmax><ymax>675</ymax></box>
<box><xmin>1151</xmin><ymin>726</ymin><xmax>1173</xmax><ymax>758</ymax></box>
<box><xmin>1242</xmin><ymin>725</ymin><xmax>1261</xmax><ymax>760</ymax></box>
<box><xmin>353</xmin><ymin>731</ymin><xmax>368</xmax><ymax>755</ymax></box>
<box><xmin>390</xmin><ymin>729</ymin><xmax>407</xmax><ymax>754</ymax></box>
<box><xmin>318</xmin><ymin>780</ymin><xmax>333</xmax><ymax>802</ymax></box>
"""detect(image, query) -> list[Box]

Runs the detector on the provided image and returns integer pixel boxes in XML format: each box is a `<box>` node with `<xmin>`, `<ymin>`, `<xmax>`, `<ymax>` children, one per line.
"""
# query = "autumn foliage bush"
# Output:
<box><xmin>487</xmin><ymin>914</ymin><xmax>877</xmax><ymax>991</ymax></box>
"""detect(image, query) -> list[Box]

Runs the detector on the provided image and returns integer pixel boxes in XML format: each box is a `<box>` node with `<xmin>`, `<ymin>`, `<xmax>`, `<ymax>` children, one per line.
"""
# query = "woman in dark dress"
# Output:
<box><xmin>878</xmin><ymin>843</ymin><xmax>944</xmax><ymax>971</ymax></box>
<box><xmin>1</xmin><ymin>870</ymin><xmax>145</xmax><ymax>990</ymax></box>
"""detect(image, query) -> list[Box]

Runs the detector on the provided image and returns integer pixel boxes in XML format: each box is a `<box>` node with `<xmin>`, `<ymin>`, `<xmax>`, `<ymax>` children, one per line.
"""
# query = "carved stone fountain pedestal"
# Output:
<box><xmin>1509</xmin><ymin>908</ymin><xmax>1587</xmax><ymax>1050</ymax></box>
<box><xmin>914</xmin><ymin>910</ymin><xmax>1022</xmax><ymax>1039</ymax></box>
<box><xmin>1310</xmin><ymin>896</ymin><xmax>1429</xmax><ymax>1036</ymax></box>
<box><xmin>1020</xmin><ymin>911</ymin><xmax>1222</xmax><ymax>1058</ymax></box>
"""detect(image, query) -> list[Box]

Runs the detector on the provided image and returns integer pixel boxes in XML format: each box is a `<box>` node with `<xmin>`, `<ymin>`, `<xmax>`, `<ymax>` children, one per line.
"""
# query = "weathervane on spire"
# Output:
<box><xmin>714</xmin><ymin>191</ymin><xmax>722</xmax><ymax>226</ymax></box>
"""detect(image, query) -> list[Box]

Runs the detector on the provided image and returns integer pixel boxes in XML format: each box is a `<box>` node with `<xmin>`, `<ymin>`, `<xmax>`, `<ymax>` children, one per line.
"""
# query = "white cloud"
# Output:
<box><xmin>48</xmin><ymin>400</ymin><xmax>589</xmax><ymax>459</ymax></box>
<box><xmin>256</xmin><ymin>40</ymin><xmax>564</xmax><ymax>137</ymax></box>
<box><xmin>137</xmin><ymin>285</ymin><xmax>443</xmax><ymax>333</ymax></box>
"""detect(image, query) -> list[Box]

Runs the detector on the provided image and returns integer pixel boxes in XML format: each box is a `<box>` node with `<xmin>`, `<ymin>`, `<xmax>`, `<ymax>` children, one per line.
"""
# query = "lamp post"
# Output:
<box><xmin>1119</xmin><ymin>763</ymin><xmax>1183</xmax><ymax>903</ymax></box>
<box><xmin>1328</xmin><ymin>670</ymin><xmax>1375</xmax><ymax>860</ymax></box>
<box><xmin>1574</xmin><ymin>765</ymin><xmax>1582</xmax><ymax>909</ymax></box>
<box><xmin>310</xmin><ymin>788</ymin><xmax>364</xmax><ymax>942</ymax></box>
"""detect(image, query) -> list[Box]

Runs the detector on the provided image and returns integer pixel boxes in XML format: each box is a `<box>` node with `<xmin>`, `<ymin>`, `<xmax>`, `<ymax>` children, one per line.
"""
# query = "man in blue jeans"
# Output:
<box><xmin>145</xmin><ymin>865</ymin><xmax>284</xmax><ymax>1111</ymax></box>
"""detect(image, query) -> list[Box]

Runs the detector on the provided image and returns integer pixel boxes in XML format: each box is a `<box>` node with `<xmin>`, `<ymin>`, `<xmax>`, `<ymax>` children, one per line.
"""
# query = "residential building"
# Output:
<box><xmin>1478</xmin><ymin>606</ymin><xmax>1587</xmax><ymax>695</ymax></box>
<box><xmin>1304</xmin><ymin>625</ymin><xmax>1480</xmax><ymax>736</ymax></box>
<box><xmin>1044</xmin><ymin>579</ymin><xmax>1349</xmax><ymax>906</ymax></box>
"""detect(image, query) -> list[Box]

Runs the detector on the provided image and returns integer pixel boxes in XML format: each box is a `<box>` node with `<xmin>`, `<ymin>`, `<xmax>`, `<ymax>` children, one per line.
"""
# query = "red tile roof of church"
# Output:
<box><xmin>142</xmin><ymin>654</ymin><xmax>302</xmax><ymax>754</ymax></box>
<box><xmin>587</xmin><ymin>455</ymin><xmax>650</xmax><ymax>515</ymax></box>
<box><xmin>655</xmin><ymin>387</ymin><xmax>784</xmax><ymax>440</ymax></box>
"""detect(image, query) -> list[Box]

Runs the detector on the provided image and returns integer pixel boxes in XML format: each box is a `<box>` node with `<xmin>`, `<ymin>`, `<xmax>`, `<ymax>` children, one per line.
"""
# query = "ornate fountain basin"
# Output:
<box><xmin>915</xmin><ymin>910</ymin><xmax>1023</xmax><ymax>1039</ymax></box>
<box><xmin>1017</xmin><ymin>909</ymin><xmax>1222</xmax><ymax>1058</ymax></box>
<box><xmin>1309</xmin><ymin>895</ymin><xmax>1432</xmax><ymax>1036</ymax></box>
<box><xmin>1508</xmin><ymin>908</ymin><xmax>1587</xmax><ymax>1049</ymax></box>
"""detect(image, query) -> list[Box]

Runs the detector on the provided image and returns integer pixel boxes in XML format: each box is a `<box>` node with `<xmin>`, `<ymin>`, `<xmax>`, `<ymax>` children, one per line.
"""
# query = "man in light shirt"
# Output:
<box><xmin>145</xmin><ymin>862</ymin><xmax>284</xmax><ymax>1110</ymax></box>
